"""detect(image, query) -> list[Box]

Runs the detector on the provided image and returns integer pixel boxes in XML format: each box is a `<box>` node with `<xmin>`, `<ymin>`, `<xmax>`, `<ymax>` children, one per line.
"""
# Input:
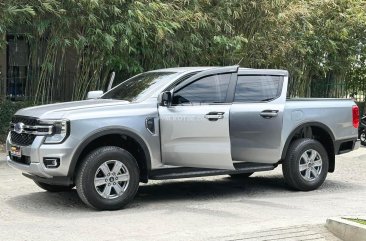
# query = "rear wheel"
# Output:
<box><xmin>360</xmin><ymin>131</ymin><xmax>366</xmax><ymax>146</ymax></box>
<box><xmin>34</xmin><ymin>181</ymin><xmax>74</xmax><ymax>192</ymax></box>
<box><xmin>282</xmin><ymin>138</ymin><xmax>329</xmax><ymax>191</ymax></box>
<box><xmin>76</xmin><ymin>146</ymin><xmax>140</xmax><ymax>210</ymax></box>
<box><xmin>229</xmin><ymin>172</ymin><xmax>254</xmax><ymax>179</ymax></box>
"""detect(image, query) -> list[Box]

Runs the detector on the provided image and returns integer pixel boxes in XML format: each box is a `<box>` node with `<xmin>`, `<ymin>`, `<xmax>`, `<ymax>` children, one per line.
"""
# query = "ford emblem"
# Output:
<box><xmin>14</xmin><ymin>122</ymin><xmax>25</xmax><ymax>134</ymax></box>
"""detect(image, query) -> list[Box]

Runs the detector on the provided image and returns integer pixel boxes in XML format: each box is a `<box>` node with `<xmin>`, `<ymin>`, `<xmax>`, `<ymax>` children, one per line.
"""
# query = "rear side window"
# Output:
<box><xmin>234</xmin><ymin>75</ymin><xmax>282</xmax><ymax>102</ymax></box>
<box><xmin>172</xmin><ymin>74</ymin><xmax>231</xmax><ymax>105</ymax></box>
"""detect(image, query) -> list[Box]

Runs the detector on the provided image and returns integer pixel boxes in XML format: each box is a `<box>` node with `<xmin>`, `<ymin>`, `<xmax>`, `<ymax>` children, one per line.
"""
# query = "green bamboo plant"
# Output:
<box><xmin>0</xmin><ymin>0</ymin><xmax>365</xmax><ymax>103</ymax></box>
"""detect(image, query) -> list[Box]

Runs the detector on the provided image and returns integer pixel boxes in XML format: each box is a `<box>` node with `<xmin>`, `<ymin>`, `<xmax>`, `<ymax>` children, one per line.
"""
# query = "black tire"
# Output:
<box><xmin>76</xmin><ymin>146</ymin><xmax>140</xmax><ymax>210</ymax></box>
<box><xmin>360</xmin><ymin>131</ymin><xmax>366</xmax><ymax>146</ymax></box>
<box><xmin>229</xmin><ymin>172</ymin><xmax>254</xmax><ymax>179</ymax></box>
<box><xmin>34</xmin><ymin>181</ymin><xmax>74</xmax><ymax>192</ymax></box>
<box><xmin>282</xmin><ymin>138</ymin><xmax>329</xmax><ymax>191</ymax></box>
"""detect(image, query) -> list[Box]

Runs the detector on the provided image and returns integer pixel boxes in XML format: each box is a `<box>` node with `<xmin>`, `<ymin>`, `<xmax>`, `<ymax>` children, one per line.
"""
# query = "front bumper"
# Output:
<box><xmin>7</xmin><ymin>155</ymin><xmax>52</xmax><ymax>178</ymax></box>
<box><xmin>22</xmin><ymin>173</ymin><xmax>73</xmax><ymax>186</ymax></box>
<box><xmin>6</xmin><ymin>132</ymin><xmax>77</xmax><ymax>179</ymax></box>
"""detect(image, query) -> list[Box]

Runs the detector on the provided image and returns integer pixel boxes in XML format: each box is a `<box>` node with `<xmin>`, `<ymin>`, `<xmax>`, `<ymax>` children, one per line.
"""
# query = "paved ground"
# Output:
<box><xmin>1</xmin><ymin>147</ymin><xmax>365</xmax><ymax>241</ymax></box>
<box><xmin>0</xmin><ymin>152</ymin><xmax>5</xmax><ymax>162</ymax></box>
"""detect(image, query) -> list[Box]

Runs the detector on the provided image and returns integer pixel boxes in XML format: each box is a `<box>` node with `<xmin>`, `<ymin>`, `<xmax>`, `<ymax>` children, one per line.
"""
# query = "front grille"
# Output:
<box><xmin>11</xmin><ymin>132</ymin><xmax>36</xmax><ymax>146</ymax></box>
<box><xmin>10</xmin><ymin>116</ymin><xmax>39</xmax><ymax>146</ymax></box>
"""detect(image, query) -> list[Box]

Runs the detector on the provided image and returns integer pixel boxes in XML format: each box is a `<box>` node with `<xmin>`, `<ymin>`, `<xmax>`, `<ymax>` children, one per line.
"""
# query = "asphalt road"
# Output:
<box><xmin>1</xmin><ymin>147</ymin><xmax>365</xmax><ymax>241</ymax></box>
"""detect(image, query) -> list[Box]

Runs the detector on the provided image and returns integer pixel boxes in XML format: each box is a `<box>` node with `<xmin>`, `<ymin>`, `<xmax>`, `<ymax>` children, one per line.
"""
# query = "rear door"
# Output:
<box><xmin>230</xmin><ymin>73</ymin><xmax>287</xmax><ymax>164</ymax></box>
<box><xmin>159</xmin><ymin>66</ymin><xmax>238</xmax><ymax>170</ymax></box>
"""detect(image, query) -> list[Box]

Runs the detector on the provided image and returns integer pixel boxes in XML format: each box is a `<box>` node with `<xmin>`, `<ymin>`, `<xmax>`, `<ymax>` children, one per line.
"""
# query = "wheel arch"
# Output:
<box><xmin>281</xmin><ymin>122</ymin><xmax>336</xmax><ymax>172</ymax></box>
<box><xmin>68</xmin><ymin>127</ymin><xmax>151</xmax><ymax>183</ymax></box>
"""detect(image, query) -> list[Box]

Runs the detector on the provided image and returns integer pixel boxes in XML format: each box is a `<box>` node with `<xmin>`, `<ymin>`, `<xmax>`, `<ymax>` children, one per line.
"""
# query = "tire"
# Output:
<box><xmin>360</xmin><ymin>131</ymin><xmax>366</xmax><ymax>146</ymax></box>
<box><xmin>229</xmin><ymin>172</ymin><xmax>254</xmax><ymax>179</ymax></box>
<box><xmin>282</xmin><ymin>138</ymin><xmax>329</xmax><ymax>191</ymax></box>
<box><xmin>76</xmin><ymin>146</ymin><xmax>140</xmax><ymax>210</ymax></box>
<box><xmin>34</xmin><ymin>181</ymin><xmax>74</xmax><ymax>192</ymax></box>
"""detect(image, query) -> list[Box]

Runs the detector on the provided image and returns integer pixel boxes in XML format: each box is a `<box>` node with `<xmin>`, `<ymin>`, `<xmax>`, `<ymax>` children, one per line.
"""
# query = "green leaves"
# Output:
<box><xmin>0</xmin><ymin>0</ymin><xmax>365</xmax><ymax>102</ymax></box>
<box><xmin>4</xmin><ymin>5</ymin><xmax>36</xmax><ymax>16</ymax></box>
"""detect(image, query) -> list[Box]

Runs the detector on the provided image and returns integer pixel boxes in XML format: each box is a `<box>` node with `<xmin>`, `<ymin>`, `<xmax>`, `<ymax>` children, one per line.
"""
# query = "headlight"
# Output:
<box><xmin>40</xmin><ymin>119</ymin><xmax>70</xmax><ymax>144</ymax></box>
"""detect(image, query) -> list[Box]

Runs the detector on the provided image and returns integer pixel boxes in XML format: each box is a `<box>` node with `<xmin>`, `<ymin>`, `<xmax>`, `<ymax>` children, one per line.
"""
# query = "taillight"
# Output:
<box><xmin>352</xmin><ymin>105</ymin><xmax>359</xmax><ymax>128</ymax></box>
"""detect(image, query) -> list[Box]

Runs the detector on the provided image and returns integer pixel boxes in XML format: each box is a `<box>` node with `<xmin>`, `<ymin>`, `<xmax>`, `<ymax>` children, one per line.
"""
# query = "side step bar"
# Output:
<box><xmin>149</xmin><ymin>162</ymin><xmax>276</xmax><ymax>180</ymax></box>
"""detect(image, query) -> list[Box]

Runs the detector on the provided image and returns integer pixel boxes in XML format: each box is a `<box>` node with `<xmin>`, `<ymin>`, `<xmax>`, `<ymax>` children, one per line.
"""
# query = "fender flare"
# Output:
<box><xmin>281</xmin><ymin>122</ymin><xmax>336</xmax><ymax>160</ymax></box>
<box><xmin>67</xmin><ymin>127</ymin><xmax>151</xmax><ymax>178</ymax></box>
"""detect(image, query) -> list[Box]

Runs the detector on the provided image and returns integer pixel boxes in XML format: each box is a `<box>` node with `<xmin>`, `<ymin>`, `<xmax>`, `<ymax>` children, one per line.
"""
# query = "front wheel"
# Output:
<box><xmin>282</xmin><ymin>138</ymin><xmax>329</xmax><ymax>191</ymax></box>
<box><xmin>76</xmin><ymin>146</ymin><xmax>140</xmax><ymax>210</ymax></box>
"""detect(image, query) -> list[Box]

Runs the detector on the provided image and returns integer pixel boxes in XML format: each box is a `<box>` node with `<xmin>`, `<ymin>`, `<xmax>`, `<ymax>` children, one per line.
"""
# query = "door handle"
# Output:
<box><xmin>260</xmin><ymin>110</ymin><xmax>279</xmax><ymax>119</ymax></box>
<box><xmin>204</xmin><ymin>112</ymin><xmax>225</xmax><ymax>121</ymax></box>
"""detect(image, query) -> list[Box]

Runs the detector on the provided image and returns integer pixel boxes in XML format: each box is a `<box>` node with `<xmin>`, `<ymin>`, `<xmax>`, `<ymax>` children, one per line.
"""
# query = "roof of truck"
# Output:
<box><xmin>149</xmin><ymin>67</ymin><xmax>216</xmax><ymax>72</ymax></box>
<box><xmin>149</xmin><ymin>66</ymin><xmax>288</xmax><ymax>75</ymax></box>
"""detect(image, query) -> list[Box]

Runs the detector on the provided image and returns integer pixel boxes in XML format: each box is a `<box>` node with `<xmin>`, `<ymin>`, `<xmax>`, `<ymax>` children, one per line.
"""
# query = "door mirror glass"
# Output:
<box><xmin>87</xmin><ymin>90</ymin><xmax>104</xmax><ymax>99</ymax></box>
<box><xmin>159</xmin><ymin>91</ymin><xmax>172</xmax><ymax>107</ymax></box>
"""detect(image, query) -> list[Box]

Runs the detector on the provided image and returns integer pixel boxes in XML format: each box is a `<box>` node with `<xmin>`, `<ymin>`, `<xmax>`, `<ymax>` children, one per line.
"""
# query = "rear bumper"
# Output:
<box><xmin>334</xmin><ymin>138</ymin><xmax>359</xmax><ymax>155</ymax></box>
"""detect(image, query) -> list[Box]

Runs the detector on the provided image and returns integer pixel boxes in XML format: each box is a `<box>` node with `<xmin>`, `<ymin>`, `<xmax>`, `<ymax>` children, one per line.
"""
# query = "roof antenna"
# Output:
<box><xmin>236</xmin><ymin>57</ymin><xmax>244</xmax><ymax>66</ymax></box>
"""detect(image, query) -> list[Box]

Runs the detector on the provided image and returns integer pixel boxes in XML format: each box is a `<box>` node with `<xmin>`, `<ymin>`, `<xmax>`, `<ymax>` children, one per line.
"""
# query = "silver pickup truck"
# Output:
<box><xmin>6</xmin><ymin>66</ymin><xmax>360</xmax><ymax>210</ymax></box>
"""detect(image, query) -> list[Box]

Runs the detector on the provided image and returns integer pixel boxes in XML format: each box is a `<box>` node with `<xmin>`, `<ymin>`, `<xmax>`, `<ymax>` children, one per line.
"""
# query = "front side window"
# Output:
<box><xmin>172</xmin><ymin>74</ymin><xmax>231</xmax><ymax>105</ymax></box>
<box><xmin>234</xmin><ymin>75</ymin><xmax>282</xmax><ymax>102</ymax></box>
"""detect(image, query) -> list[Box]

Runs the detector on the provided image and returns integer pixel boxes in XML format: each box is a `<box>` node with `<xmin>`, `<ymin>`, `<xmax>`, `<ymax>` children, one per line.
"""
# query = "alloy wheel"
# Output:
<box><xmin>94</xmin><ymin>160</ymin><xmax>130</xmax><ymax>199</ymax></box>
<box><xmin>299</xmin><ymin>149</ymin><xmax>322</xmax><ymax>182</ymax></box>
<box><xmin>361</xmin><ymin>132</ymin><xmax>366</xmax><ymax>142</ymax></box>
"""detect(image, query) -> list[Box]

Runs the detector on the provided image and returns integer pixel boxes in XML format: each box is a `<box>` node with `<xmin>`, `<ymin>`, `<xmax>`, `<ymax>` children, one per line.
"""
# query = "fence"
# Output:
<box><xmin>293</xmin><ymin>80</ymin><xmax>365</xmax><ymax>102</ymax></box>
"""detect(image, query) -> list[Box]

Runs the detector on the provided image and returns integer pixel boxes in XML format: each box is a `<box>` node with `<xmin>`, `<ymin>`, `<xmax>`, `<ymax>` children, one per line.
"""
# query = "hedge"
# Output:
<box><xmin>0</xmin><ymin>100</ymin><xmax>33</xmax><ymax>143</ymax></box>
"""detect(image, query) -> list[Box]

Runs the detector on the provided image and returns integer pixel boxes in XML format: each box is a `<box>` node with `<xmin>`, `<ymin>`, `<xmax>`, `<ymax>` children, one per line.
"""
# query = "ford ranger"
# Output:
<box><xmin>6</xmin><ymin>66</ymin><xmax>361</xmax><ymax>210</ymax></box>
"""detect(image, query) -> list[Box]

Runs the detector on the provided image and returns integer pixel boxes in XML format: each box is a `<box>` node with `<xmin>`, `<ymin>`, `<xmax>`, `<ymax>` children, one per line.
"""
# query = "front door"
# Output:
<box><xmin>159</xmin><ymin>67</ymin><xmax>238</xmax><ymax>170</ymax></box>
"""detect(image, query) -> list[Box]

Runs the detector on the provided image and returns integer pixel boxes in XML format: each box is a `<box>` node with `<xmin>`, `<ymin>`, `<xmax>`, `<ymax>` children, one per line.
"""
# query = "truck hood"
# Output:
<box><xmin>16</xmin><ymin>99</ymin><xmax>130</xmax><ymax>119</ymax></box>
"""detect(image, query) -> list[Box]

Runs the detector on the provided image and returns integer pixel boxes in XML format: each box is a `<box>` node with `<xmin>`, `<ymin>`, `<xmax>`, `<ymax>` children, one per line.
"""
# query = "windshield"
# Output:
<box><xmin>101</xmin><ymin>72</ymin><xmax>176</xmax><ymax>101</ymax></box>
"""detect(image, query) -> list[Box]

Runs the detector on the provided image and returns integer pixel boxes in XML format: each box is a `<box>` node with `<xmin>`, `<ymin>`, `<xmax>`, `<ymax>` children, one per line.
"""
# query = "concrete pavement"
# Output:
<box><xmin>212</xmin><ymin>225</ymin><xmax>340</xmax><ymax>241</ymax></box>
<box><xmin>0</xmin><ymin>147</ymin><xmax>365</xmax><ymax>240</ymax></box>
<box><xmin>0</xmin><ymin>152</ymin><xmax>6</xmax><ymax>162</ymax></box>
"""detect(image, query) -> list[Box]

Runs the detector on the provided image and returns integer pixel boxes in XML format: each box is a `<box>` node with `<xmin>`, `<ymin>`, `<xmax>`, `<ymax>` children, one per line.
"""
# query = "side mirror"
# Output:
<box><xmin>158</xmin><ymin>91</ymin><xmax>172</xmax><ymax>107</ymax></box>
<box><xmin>87</xmin><ymin>90</ymin><xmax>104</xmax><ymax>99</ymax></box>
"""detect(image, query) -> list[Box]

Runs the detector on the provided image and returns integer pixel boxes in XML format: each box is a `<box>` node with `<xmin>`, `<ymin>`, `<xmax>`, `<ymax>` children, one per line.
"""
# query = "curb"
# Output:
<box><xmin>326</xmin><ymin>217</ymin><xmax>366</xmax><ymax>241</ymax></box>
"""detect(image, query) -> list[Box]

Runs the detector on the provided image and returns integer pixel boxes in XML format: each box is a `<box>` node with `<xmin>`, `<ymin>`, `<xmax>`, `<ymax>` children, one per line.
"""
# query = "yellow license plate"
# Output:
<box><xmin>10</xmin><ymin>146</ymin><xmax>21</xmax><ymax>158</ymax></box>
